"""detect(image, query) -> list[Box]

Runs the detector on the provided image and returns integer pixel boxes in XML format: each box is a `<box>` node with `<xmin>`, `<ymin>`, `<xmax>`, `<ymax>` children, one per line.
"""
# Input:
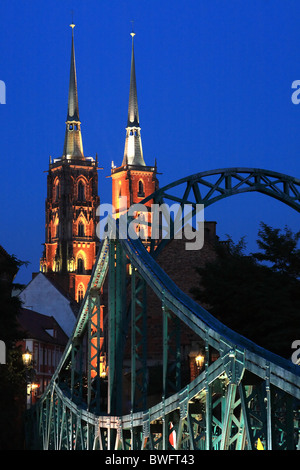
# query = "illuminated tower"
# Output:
<box><xmin>40</xmin><ymin>24</ymin><xmax>100</xmax><ymax>303</ymax></box>
<box><xmin>111</xmin><ymin>32</ymin><xmax>158</xmax><ymax>239</ymax></box>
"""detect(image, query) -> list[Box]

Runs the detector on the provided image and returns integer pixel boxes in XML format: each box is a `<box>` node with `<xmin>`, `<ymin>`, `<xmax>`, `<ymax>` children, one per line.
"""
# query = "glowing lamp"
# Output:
<box><xmin>195</xmin><ymin>353</ymin><xmax>205</xmax><ymax>369</ymax></box>
<box><xmin>22</xmin><ymin>348</ymin><xmax>32</xmax><ymax>367</ymax></box>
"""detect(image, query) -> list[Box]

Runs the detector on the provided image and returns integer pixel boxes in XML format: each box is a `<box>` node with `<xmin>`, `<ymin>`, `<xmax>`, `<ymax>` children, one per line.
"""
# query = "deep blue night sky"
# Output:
<box><xmin>1</xmin><ymin>0</ymin><xmax>300</xmax><ymax>285</ymax></box>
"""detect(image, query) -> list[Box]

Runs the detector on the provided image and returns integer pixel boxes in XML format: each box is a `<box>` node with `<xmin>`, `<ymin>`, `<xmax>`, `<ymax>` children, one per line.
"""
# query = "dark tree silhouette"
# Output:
<box><xmin>191</xmin><ymin>223</ymin><xmax>300</xmax><ymax>359</ymax></box>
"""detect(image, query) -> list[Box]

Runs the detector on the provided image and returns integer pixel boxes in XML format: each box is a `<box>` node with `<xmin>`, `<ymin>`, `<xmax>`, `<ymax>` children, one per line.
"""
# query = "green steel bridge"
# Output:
<box><xmin>26</xmin><ymin>168</ymin><xmax>300</xmax><ymax>450</ymax></box>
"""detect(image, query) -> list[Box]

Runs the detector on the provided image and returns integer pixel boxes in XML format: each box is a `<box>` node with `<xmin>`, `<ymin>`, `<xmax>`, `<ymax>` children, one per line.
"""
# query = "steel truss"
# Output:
<box><xmin>25</xmin><ymin>168</ymin><xmax>300</xmax><ymax>450</ymax></box>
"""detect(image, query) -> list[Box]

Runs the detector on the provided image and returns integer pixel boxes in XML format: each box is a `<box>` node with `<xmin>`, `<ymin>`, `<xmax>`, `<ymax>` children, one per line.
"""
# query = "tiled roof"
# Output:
<box><xmin>17</xmin><ymin>308</ymin><xmax>68</xmax><ymax>346</ymax></box>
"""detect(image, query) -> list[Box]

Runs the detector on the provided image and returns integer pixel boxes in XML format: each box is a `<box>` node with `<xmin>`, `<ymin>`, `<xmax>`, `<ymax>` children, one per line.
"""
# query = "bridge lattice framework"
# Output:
<box><xmin>26</xmin><ymin>168</ymin><xmax>300</xmax><ymax>450</ymax></box>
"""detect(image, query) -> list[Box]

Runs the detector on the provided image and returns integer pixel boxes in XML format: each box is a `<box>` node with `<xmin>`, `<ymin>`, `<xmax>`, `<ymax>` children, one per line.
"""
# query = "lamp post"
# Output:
<box><xmin>22</xmin><ymin>347</ymin><xmax>36</xmax><ymax>409</ymax></box>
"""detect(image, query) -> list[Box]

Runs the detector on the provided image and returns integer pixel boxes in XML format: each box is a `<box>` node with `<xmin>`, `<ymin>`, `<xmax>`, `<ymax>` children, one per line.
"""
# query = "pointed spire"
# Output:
<box><xmin>122</xmin><ymin>30</ymin><xmax>146</xmax><ymax>166</ymax></box>
<box><xmin>67</xmin><ymin>24</ymin><xmax>80</xmax><ymax>122</ymax></box>
<box><xmin>62</xmin><ymin>24</ymin><xmax>84</xmax><ymax>160</ymax></box>
<box><xmin>127</xmin><ymin>32</ymin><xmax>139</xmax><ymax>128</ymax></box>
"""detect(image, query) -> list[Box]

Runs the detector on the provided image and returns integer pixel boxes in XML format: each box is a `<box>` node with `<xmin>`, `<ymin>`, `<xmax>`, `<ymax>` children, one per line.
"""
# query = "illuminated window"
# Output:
<box><xmin>138</xmin><ymin>180</ymin><xmax>145</xmax><ymax>197</ymax></box>
<box><xmin>78</xmin><ymin>181</ymin><xmax>85</xmax><ymax>202</ymax></box>
<box><xmin>78</xmin><ymin>284</ymin><xmax>84</xmax><ymax>302</ymax></box>
<box><xmin>55</xmin><ymin>181</ymin><xmax>60</xmax><ymax>202</ymax></box>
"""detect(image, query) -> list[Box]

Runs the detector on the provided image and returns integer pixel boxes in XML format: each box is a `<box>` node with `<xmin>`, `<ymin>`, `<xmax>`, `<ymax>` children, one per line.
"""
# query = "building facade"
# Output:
<box><xmin>17</xmin><ymin>308</ymin><xmax>68</xmax><ymax>406</ymax></box>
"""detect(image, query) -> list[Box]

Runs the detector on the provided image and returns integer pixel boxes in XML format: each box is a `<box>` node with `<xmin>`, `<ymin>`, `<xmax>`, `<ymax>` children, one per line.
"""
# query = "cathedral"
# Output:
<box><xmin>38</xmin><ymin>26</ymin><xmax>158</xmax><ymax>304</ymax></box>
<box><xmin>18</xmin><ymin>24</ymin><xmax>219</xmax><ymax>397</ymax></box>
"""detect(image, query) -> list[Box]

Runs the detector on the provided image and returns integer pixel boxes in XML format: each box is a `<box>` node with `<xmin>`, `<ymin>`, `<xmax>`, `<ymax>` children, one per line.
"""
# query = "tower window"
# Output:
<box><xmin>138</xmin><ymin>180</ymin><xmax>145</xmax><ymax>197</ymax></box>
<box><xmin>78</xmin><ymin>181</ymin><xmax>85</xmax><ymax>202</ymax></box>
<box><xmin>55</xmin><ymin>182</ymin><xmax>60</xmax><ymax>202</ymax></box>
<box><xmin>78</xmin><ymin>222</ymin><xmax>85</xmax><ymax>237</ymax></box>
<box><xmin>77</xmin><ymin>284</ymin><xmax>84</xmax><ymax>302</ymax></box>
<box><xmin>77</xmin><ymin>257</ymin><xmax>84</xmax><ymax>274</ymax></box>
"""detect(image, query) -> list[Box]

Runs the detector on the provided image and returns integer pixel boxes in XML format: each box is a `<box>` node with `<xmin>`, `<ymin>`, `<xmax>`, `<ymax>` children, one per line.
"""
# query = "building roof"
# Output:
<box><xmin>18</xmin><ymin>308</ymin><xmax>68</xmax><ymax>346</ymax></box>
<box><xmin>19</xmin><ymin>272</ymin><xmax>78</xmax><ymax>337</ymax></box>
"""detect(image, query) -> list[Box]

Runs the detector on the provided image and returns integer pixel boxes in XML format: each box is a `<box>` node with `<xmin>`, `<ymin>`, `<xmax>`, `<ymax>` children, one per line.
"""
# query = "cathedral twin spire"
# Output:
<box><xmin>62</xmin><ymin>25</ymin><xmax>146</xmax><ymax>167</ymax></box>
<box><xmin>62</xmin><ymin>24</ymin><xmax>84</xmax><ymax>160</ymax></box>
<box><xmin>122</xmin><ymin>31</ymin><xmax>146</xmax><ymax>167</ymax></box>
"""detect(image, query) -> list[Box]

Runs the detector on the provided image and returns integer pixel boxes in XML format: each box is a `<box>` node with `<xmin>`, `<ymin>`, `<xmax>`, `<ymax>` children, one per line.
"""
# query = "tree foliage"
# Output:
<box><xmin>0</xmin><ymin>253</ymin><xmax>28</xmax><ymax>449</ymax></box>
<box><xmin>190</xmin><ymin>223</ymin><xmax>300</xmax><ymax>359</ymax></box>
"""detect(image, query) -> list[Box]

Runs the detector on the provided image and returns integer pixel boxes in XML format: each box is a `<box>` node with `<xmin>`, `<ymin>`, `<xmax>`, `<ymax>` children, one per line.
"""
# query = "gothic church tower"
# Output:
<box><xmin>40</xmin><ymin>25</ymin><xmax>100</xmax><ymax>303</ymax></box>
<box><xmin>111</xmin><ymin>32</ymin><xmax>158</xmax><ymax>239</ymax></box>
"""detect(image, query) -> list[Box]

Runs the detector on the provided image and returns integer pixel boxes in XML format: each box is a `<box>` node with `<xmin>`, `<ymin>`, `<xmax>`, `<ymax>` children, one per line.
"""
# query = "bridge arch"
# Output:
<box><xmin>142</xmin><ymin>168</ymin><xmax>300</xmax><ymax>211</ymax></box>
<box><xmin>140</xmin><ymin>168</ymin><xmax>300</xmax><ymax>253</ymax></box>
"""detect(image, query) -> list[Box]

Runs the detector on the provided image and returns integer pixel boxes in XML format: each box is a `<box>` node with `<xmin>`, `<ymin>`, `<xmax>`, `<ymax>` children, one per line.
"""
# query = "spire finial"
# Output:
<box><xmin>70</xmin><ymin>10</ymin><xmax>75</xmax><ymax>29</ymax></box>
<box><xmin>130</xmin><ymin>20</ymin><xmax>135</xmax><ymax>38</ymax></box>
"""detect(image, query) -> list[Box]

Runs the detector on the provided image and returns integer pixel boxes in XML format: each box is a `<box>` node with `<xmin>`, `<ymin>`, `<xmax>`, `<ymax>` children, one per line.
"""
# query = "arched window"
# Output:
<box><xmin>77</xmin><ymin>284</ymin><xmax>84</xmax><ymax>302</ymax></box>
<box><xmin>78</xmin><ymin>181</ymin><xmax>85</xmax><ymax>202</ymax></box>
<box><xmin>78</xmin><ymin>221</ymin><xmax>85</xmax><ymax>237</ymax></box>
<box><xmin>77</xmin><ymin>257</ymin><xmax>84</xmax><ymax>274</ymax></box>
<box><xmin>138</xmin><ymin>180</ymin><xmax>145</xmax><ymax>197</ymax></box>
<box><xmin>55</xmin><ymin>181</ymin><xmax>60</xmax><ymax>202</ymax></box>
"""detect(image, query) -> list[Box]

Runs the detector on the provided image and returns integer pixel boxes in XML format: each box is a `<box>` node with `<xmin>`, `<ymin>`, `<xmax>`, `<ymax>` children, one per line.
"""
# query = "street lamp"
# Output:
<box><xmin>22</xmin><ymin>347</ymin><xmax>32</xmax><ymax>367</ymax></box>
<box><xmin>195</xmin><ymin>352</ymin><xmax>205</xmax><ymax>370</ymax></box>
